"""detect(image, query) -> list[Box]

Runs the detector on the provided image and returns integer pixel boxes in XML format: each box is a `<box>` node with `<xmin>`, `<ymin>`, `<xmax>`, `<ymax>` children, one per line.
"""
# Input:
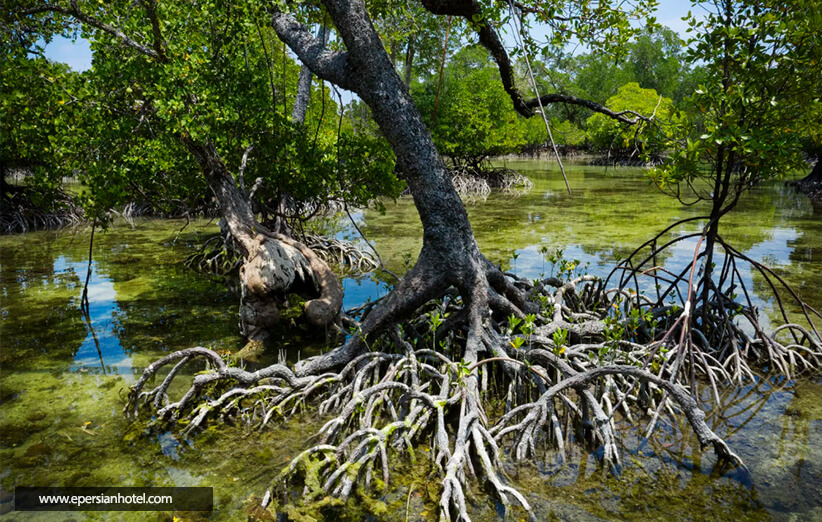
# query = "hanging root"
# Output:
<box><xmin>125</xmin><ymin>254</ymin><xmax>787</xmax><ymax>520</ymax></box>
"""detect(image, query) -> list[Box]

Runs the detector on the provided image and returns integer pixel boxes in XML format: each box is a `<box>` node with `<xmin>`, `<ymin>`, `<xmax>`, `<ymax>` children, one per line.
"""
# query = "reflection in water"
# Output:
<box><xmin>357</xmin><ymin>160</ymin><xmax>821</xmax><ymax>328</ymax></box>
<box><xmin>80</xmin><ymin>308</ymin><xmax>106</xmax><ymax>375</ymax></box>
<box><xmin>55</xmin><ymin>255</ymin><xmax>133</xmax><ymax>375</ymax></box>
<box><xmin>0</xmin><ymin>161</ymin><xmax>820</xmax><ymax>520</ymax></box>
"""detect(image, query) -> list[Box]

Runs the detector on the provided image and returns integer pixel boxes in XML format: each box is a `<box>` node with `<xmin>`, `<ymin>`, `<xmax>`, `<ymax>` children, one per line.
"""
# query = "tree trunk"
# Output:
<box><xmin>182</xmin><ymin>23</ymin><xmax>344</xmax><ymax>344</ymax></box>
<box><xmin>272</xmin><ymin>1</ymin><xmax>535</xmax><ymax>376</ymax></box>
<box><xmin>403</xmin><ymin>36</ymin><xmax>415</xmax><ymax>86</ymax></box>
<box><xmin>800</xmin><ymin>159</ymin><xmax>822</xmax><ymax>185</ymax></box>
<box><xmin>291</xmin><ymin>25</ymin><xmax>329</xmax><ymax>124</ymax></box>
<box><xmin>182</xmin><ymin>137</ymin><xmax>343</xmax><ymax>341</ymax></box>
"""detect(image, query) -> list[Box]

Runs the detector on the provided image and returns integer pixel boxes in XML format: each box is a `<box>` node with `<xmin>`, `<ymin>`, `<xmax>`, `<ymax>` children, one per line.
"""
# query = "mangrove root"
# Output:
<box><xmin>123</xmin><ymin>266</ymin><xmax>805</xmax><ymax>521</ymax></box>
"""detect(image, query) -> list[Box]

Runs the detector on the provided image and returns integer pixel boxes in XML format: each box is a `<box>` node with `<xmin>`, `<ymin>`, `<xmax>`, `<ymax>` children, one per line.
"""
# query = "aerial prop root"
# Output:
<box><xmin>603</xmin><ymin>223</ymin><xmax>822</xmax><ymax>385</ymax></box>
<box><xmin>125</xmin><ymin>271</ymin><xmax>748</xmax><ymax>521</ymax></box>
<box><xmin>255</xmin><ymin>340</ymin><xmax>745</xmax><ymax>521</ymax></box>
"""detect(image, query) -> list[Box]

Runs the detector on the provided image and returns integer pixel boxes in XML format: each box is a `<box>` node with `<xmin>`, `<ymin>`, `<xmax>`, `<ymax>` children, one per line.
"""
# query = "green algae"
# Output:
<box><xmin>0</xmin><ymin>218</ymin><xmax>330</xmax><ymax>521</ymax></box>
<box><xmin>0</xmin><ymin>163</ymin><xmax>821</xmax><ymax>520</ymax></box>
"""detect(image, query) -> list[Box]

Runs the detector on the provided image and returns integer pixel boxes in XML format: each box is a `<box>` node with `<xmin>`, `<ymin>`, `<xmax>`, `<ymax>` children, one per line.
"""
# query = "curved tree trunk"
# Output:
<box><xmin>181</xmin><ymin>27</ymin><xmax>344</xmax><ymax>343</ymax></box>
<box><xmin>272</xmin><ymin>1</ymin><xmax>535</xmax><ymax>377</ymax></box>
<box><xmin>182</xmin><ymin>137</ymin><xmax>343</xmax><ymax>342</ymax></box>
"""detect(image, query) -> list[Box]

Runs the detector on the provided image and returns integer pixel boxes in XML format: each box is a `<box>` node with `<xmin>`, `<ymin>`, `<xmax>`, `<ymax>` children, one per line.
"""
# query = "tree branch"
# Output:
<box><xmin>417</xmin><ymin>0</ymin><xmax>537</xmax><ymax>117</ymax></box>
<box><xmin>269</xmin><ymin>10</ymin><xmax>354</xmax><ymax>91</ymax></box>
<box><xmin>138</xmin><ymin>0</ymin><xmax>167</xmax><ymax>62</ymax></box>
<box><xmin>417</xmin><ymin>0</ymin><xmax>654</xmax><ymax>125</ymax></box>
<box><xmin>475</xmin><ymin>17</ymin><xmax>534</xmax><ymax>116</ymax></box>
<box><xmin>21</xmin><ymin>1</ymin><xmax>164</xmax><ymax>62</ymax></box>
<box><xmin>511</xmin><ymin>1</ymin><xmax>577</xmax><ymax>21</ymax></box>
<box><xmin>419</xmin><ymin>0</ymin><xmax>475</xmax><ymax>17</ymax></box>
<box><xmin>527</xmin><ymin>93</ymin><xmax>653</xmax><ymax>125</ymax></box>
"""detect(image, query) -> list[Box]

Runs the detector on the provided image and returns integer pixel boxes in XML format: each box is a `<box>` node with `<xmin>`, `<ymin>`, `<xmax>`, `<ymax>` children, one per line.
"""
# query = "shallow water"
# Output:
<box><xmin>0</xmin><ymin>161</ymin><xmax>820</xmax><ymax>520</ymax></box>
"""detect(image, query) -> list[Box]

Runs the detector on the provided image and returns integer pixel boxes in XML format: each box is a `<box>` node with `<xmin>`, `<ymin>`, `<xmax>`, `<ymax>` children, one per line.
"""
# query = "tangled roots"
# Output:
<box><xmin>603</xmin><ymin>222</ymin><xmax>822</xmax><ymax>393</ymax></box>
<box><xmin>403</xmin><ymin>166</ymin><xmax>534</xmax><ymax>202</ymax></box>
<box><xmin>1</xmin><ymin>188</ymin><xmax>84</xmax><ymax>234</ymax></box>
<box><xmin>299</xmin><ymin>232</ymin><xmax>380</xmax><ymax>274</ymax></box>
<box><xmin>122</xmin><ymin>268</ymin><xmax>795</xmax><ymax>521</ymax></box>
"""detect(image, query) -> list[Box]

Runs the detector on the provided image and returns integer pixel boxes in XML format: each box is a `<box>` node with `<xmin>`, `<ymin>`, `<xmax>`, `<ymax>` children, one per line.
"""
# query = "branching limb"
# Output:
<box><xmin>21</xmin><ymin>1</ymin><xmax>166</xmax><ymax>62</ymax></box>
<box><xmin>269</xmin><ymin>9</ymin><xmax>354</xmax><ymax>91</ymax></box>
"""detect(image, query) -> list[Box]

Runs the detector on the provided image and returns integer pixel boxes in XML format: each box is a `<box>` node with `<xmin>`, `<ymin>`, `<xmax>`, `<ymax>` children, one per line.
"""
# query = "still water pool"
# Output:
<box><xmin>1</xmin><ymin>160</ymin><xmax>820</xmax><ymax>520</ymax></box>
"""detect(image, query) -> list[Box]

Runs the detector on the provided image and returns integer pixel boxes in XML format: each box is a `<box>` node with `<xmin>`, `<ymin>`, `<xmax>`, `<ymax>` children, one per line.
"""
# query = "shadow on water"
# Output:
<box><xmin>0</xmin><ymin>160</ymin><xmax>820</xmax><ymax>519</ymax></box>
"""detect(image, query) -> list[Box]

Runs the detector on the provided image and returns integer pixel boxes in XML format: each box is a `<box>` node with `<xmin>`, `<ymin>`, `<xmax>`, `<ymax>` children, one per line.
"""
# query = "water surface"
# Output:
<box><xmin>1</xmin><ymin>160</ymin><xmax>820</xmax><ymax>520</ymax></box>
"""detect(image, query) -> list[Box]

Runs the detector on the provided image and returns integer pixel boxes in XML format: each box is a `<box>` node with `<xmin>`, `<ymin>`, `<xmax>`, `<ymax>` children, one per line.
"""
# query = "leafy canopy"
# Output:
<box><xmin>586</xmin><ymin>82</ymin><xmax>673</xmax><ymax>153</ymax></box>
<box><xmin>413</xmin><ymin>45</ymin><xmax>527</xmax><ymax>166</ymax></box>
<box><xmin>3</xmin><ymin>0</ymin><xmax>401</xmax><ymax>222</ymax></box>
<box><xmin>0</xmin><ymin>49</ymin><xmax>83</xmax><ymax>200</ymax></box>
<box><xmin>653</xmin><ymin>0</ymin><xmax>822</xmax><ymax>202</ymax></box>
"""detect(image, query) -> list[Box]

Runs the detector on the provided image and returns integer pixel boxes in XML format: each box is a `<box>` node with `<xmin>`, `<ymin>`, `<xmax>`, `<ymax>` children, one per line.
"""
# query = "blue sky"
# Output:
<box><xmin>655</xmin><ymin>0</ymin><xmax>698</xmax><ymax>36</ymax></box>
<box><xmin>44</xmin><ymin>1</ymin><xmax>697</xmax><ymax>73</ymax></box>
<box><xmin>43</xmin><ymin>35</ymin><xmax>92</xmax><ymax>71</ymax></box>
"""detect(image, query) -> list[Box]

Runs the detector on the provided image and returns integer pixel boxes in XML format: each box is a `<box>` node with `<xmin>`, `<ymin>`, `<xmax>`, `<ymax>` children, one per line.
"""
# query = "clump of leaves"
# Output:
<box><xmin>552</xmin><ymin>328</ymin><xmax>568</xmax><ymax>356</ymax></box>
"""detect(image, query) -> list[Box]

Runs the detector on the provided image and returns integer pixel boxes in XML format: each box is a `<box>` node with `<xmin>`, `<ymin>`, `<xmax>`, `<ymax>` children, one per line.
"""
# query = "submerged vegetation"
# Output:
<box><xmin>1</xmin><ymin>167</ymin><xmax>820</xmax><ymax>521</ymax></box>
<box><xmin>2</xmin><ymin>0</ymin><xmax>821</xmax><ymax>521</ymax></box>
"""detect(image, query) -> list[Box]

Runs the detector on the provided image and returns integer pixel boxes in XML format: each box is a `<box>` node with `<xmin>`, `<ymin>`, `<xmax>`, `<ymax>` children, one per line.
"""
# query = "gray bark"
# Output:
<box><xmin>291</xmin><ymin>24</ymin><xmax>329</xmax><ymax>124</ymax></box>
<box><xmin>272</xmin><ymin>0</ymin><xmax>517</xmax><ymax>377</ymax></box>
<box><xmin>273</xmin><ymin>1</ymin><xmax>477</xmax><ymax>261</ymax></box>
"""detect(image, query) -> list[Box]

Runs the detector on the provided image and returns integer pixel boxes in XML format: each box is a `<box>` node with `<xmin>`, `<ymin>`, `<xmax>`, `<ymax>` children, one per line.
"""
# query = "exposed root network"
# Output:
<box><xmin>402</xmin><ymin>166</ymin><xmax>533</xmax><ymax>201</ymax></box>
<box><xmin>125</xmin><ymin>253</ymin><xmax>820</xmax><ymax>520</ymax></box>
<box><xmin>1</xmin><ymin>186</ymin><xmax>84</xmax><ymax>234</ymax></box>
<box><xmin>603</xmin><ymin>220</ymin><xmax>822</xmax><ymax>394</ymax></box>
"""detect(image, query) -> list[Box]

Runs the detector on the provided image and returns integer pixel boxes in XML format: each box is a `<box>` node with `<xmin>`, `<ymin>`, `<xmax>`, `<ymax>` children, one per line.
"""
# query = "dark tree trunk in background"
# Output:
<box><xmin>796</xmin><ymin>159</ymin><xmax>822</xmax><ymax>208</ymax></box>
<box><xmin>800</xmin><ymin>159</ymin><xmax>822</xmax><ymax>184</ymax></box>
<box><xmin>0</xmin><ymin>162</ymin><xmax>10</xmax><ymax>199</ymax></box>
<box><xmin>404</xmin><ymin>36</ymin><xmax>415</xmax><ymax>86</ymax></box>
